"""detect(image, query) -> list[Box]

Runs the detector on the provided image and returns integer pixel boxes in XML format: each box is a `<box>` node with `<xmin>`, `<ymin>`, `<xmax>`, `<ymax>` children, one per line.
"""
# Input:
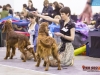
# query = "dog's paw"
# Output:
<box><xmin>33</xmin><ymin>58</ymin><xmax>37</xmax><ymax>62</ymax></box>
<box><xmin>34</xmin><ymin>59</ymin><xmax>37</xmax><ymax>62</ymax></box>
<box><xmin>45</xmin><ymin>68</ymin><xmax>48</xmax><ymax>71</ymax></box>
<box><xmin>9</xmin><ymin>57</ymin><xmax>13</xmax><ymax>59</ymax></box>
<box><xmin>35</xmin><ymin>64</ymin><xmax>39</xmax><ymax>67</ymax></box>
<box><xmin>22</xmin><ymin>60</ymin><xmax>26</xmax><ymax>62</ymax></box>
<box><xmin>4</xmin><ymin>57</ymin><xmax>7</xmax><ymax>60</ymax></box>
<box><xmin>57</xmin><ymin>67</ymin><xmax>61</xmax><ymax>70</ymax></box>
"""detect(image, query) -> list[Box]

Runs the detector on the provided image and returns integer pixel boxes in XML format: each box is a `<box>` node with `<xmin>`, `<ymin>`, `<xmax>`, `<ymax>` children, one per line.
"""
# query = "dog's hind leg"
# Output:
<box><xmin>10</xmin><ymin>47</ymin><xmax>16</xmax><ymax>59</ymax></box>
<box><xmin>52</xmin><ymin>46</ymin><xmax>61</xmax><ymax>70</ymax></box>
<box><xmin>27</xmin><ymin>48</ymin><xmax>36</xmax><ymax>61</ymax></box>
<box><xmin>4</xmin><ymin>45</ymin><xmax>11</xmax><ymax>60</ymax></box>
<box><xmin>35</xmin><ymin>54</ymin><xmax>41</xmax><ymax>67</ymax></box>
<box><xmin>43</xmin><ymin>60</ymin><xmax>46</xmax><ymax>67</ymax></box>
<box><xmin>44</xmin><ymin>56</ymin><xmax>50</xmax><ymax>71</ymax></box>
<box><xmin>52</xmin><ymin>54</ymin><xmax>61</xmax><ymax>70</ymax></box>
<box><xmin>19</xmin><ymin>48</ymin><xmax>27</xmax><ymax>62</ymax></box>
<box><xmin>22</xmin><ymin>51</ymin><xmax>27</xmax><ymax>62</ymax></box>
<box><xmin>29</xmin><ymin>48</ymin><xmax>37</xmax><ymax>61</ymax></box>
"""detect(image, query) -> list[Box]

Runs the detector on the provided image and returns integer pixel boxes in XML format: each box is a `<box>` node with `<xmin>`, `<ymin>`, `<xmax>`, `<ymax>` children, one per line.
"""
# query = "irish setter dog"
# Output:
<box><xmin>35</xmin><ymin>22</ymin><xmax>61</xmax><ymax>71</ymax></box>
<box><xmin>2</xmin><ymin>20</ymin><xmax>36</xmax><ymax>62</ymax></box>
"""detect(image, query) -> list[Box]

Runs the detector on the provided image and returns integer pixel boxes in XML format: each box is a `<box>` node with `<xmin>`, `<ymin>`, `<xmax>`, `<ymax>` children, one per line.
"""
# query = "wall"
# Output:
<box><xmin>0</xmin><ymin>0</ymin><xmax>100</xmax><ymax>15</ymax></box>
<box><xmin>0</xmin><ymin>0</ymin><xmax>14</xmax><ymax>8</ymax></box>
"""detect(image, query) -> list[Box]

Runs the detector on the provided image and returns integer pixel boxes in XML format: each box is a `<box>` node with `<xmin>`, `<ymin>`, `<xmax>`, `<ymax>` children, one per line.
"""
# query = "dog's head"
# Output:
<box><xmin>2</xmin><ymin>20</ymin><xmax>13</xmax><ymax>33</ymax></box>
<box><xmin>39</xmin><ymin>22</ymin><xmax>49</xmax><ymax>36</ymax></box>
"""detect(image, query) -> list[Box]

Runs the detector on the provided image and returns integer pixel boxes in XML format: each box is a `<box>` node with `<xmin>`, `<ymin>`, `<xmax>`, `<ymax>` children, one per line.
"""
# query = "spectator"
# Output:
<box><xmin>0</xmin><ymin>5</ymin><xmax>2</xmax><ymax>12</ymax></box>
<box><xmin>22</xmin><ymin>4</ymin><xmax>28</xmax><ymax>18</ymax></box>
<box><xmin>27</xmin><ymin>0</ymin><xmax>37</xmax><ymax>12</ymax></box>
<box><xmin>52</xmin><ymin>1</ymin><xmax>61</xmax><ymax>18</ymax></box>
<box><xmin>59</xmin><ymin>3</ymin><xmax>64</xmax><ymax>8</ymax></box>
<box><xmin>27</xmin><ymin>13</ymin><xmax>39</xmax><ymax>52</ymax></box>
<box><xmin>6</xmin><ymin>4</ymin><xmax>13</xmax><ymax>16</ymax></box>
<box><xmin>41</xmin><ymin>0</ymin><xmax>53</xmax><ymax>24</ymax></box>
<box><xmin>0</xmin><ymin>5</ymin><xmax>8</xmax><ymax>19</ymax></box>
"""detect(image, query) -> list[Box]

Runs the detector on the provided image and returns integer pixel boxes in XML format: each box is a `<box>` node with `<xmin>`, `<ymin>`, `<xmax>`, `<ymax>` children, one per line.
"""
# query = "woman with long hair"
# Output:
<box><xmin>52</xmin><ymin>1</ymin><xmax>61</xmax><ymax>18</ymax></box>
<box><xmin>27</xmin><ymin>0</ymin><xmax>37</xmax><ymax>12</ymax></box>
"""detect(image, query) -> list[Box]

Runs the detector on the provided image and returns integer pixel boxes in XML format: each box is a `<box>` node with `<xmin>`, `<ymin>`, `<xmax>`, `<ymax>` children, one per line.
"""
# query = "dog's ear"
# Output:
<box><xmin>39</xmin><ymin>22</ymin><xmax>49</xmax><ymax>35</ymax></box>
<box><xmin>45</xmin><ymin>22</ymin><xmax>49</xmax><ymax>26</ymax></box>
<box><xmin>2</xmin><ymin>20</ymin><xmax>13</xmax><ymax>33</ymax></box>
<box><xmin>44</xmin><ymin>22</ymin><xmax>49</xmax><ymax>36</ymax></box>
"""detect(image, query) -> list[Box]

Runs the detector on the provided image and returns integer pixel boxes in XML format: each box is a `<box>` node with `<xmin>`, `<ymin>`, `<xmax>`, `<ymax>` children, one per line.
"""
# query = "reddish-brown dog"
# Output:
<box><xmin>36</xmin><ymin>22</ymin><xmax>61</xmax><ymax>71</ymax></box>
<box><xmin>2</xmin><ymin>20</ymin><xmax>36</xmax><ymax>62</ymax></box>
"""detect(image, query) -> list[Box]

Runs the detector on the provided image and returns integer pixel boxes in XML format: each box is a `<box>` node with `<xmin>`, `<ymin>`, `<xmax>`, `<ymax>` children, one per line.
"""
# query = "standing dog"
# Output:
<box><xmin>36</xmin><ymin>22</ymin><xmax>61</xmax><ymax>71</ymax></box>
<box><xmin>2</xmin><ymin>20</ymin><xmax>36</xmax><ymax>62</ymax></box>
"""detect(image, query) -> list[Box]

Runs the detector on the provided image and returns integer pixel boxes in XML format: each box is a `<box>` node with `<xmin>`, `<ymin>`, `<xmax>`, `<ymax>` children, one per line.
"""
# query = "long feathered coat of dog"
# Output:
<box><xmin>2</xmin><ymin>20</ymin><xmax>36</xmax><ymax>62</ymax></box>
<box><xmin>35</xmin><ymin>22</ymin><xmax>61</xmax><ymax>71</ymax></box>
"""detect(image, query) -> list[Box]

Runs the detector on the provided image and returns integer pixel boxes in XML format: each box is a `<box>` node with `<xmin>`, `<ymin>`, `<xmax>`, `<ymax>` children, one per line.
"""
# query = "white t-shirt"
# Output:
<box><xmin>49</xmin><ymin>31</ymin><xmax>53</xmax><ymax>37</ymax></box>
<box><xmin>28</xmin><ymin>23</ymin><xmax>36</xmax><ymax>45</ymax></box>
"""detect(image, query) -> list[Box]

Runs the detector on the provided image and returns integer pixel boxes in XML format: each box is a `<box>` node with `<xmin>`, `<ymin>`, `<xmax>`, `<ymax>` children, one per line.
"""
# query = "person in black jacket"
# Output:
<box><xmin>52</xmin><ymin>1</ymin><xmax>61</xmax><ymax>18</ymax></box>
<box><xmin>41</xmin><ymin>0</ymin><xmax>53</xmax><ymax>24</ymax></box>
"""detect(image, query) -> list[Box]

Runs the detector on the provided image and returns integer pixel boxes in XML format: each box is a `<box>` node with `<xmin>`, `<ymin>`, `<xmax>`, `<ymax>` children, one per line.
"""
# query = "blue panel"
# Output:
<box><xmin>91</xmin><ymin>0</ymin><xmax>100</xmax><ymax>6</ymax></box>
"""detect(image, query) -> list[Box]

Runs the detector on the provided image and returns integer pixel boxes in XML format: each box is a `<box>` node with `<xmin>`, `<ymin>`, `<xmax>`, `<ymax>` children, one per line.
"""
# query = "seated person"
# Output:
<box><xmin>48</xmin><ymin>15</ymin><xmax>61</xmax><ymax>36</ymax></box>
<box><xmin>48</xmin><ymin>15</ymin><xmax>61</xmax><ymax>44</ymax></box>
<box><xmin>14</xmin><ymin>12</ymin><xmax>20</xmax><ymax>19</ymax></box>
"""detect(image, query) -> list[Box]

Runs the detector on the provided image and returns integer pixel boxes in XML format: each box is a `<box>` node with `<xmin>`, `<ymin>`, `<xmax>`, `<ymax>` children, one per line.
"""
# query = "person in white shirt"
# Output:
<box><xmin>27</xmin><ymin>13</ymin><xmax>39</xmax><ymax>52</ymax></box>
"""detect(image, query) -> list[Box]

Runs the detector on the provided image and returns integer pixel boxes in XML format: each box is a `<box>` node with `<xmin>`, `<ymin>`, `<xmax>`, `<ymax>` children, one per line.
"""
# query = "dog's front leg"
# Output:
<box><xmin>4</xmin><ymin>45</ymin><xmax>11</xmax><ymax>60</ymax></box>
<box><xmin>43</xmin><ymin>60</ymin><xmax>46</xmax><ymax>67</ymax></box>
<box><xmin>44</xmin><ymin>56</ymin><xmax>50</xmax><ymax>71</ymax></box>
<box><xmin>35</xmin><ymin>54</ymin><xmax>41</xmax><ymax>67</ymax></box>
<box><xmin>55</xmin><ymin>55</ymin><xmax>61</xmax><ymax>70</ymax></box>
<box><xmin>10</xmin><ymin>47</ymin><xmax>16</xmax><ymax>59</ymax></box>
<box><xmin>52</xmin><ymin>53</ymin><xmax>61</xmax><ymax>70</ymax></box>
<box><xmin>29</xmin><ymin>48</ymin><xmax>37</xmax><ymax>62</ymax></box>
<box><xmin>22</xmin><ymin>51</ymin><xmax>27</xmax><ymax>62</ymax></box>
<box><xmin>19</xmin><ymin>48</ymin><xmax>27</xmax><ymax>62</ymax></box>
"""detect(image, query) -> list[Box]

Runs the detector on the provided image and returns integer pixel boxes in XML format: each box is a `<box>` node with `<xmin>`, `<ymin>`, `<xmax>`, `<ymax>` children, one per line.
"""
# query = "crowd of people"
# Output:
<box><xmin>0</xmin><ymin>0</ymin><xmax>64</xmax><ymax>20</ymax></box>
